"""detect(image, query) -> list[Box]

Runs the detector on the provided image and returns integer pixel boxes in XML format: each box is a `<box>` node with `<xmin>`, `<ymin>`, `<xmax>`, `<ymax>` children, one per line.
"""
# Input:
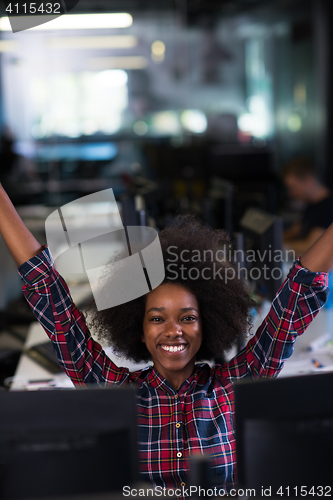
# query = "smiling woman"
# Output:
<box><xmin>90</xmin><ymin>215</ymin><xmax>252</xmax><ymax>369</ymax></box>
<box><xmin>0</xmin><ymin>183</ymin><xmax>330</xmax><ymax>495</ymax></box>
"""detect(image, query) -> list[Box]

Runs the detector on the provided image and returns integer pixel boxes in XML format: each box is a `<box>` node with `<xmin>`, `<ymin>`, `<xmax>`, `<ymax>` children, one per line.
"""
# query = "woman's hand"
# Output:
<box><xmin>299</xmin><ymin>221</ymin><xmax>333</xmax><ymax>272</ymax></box>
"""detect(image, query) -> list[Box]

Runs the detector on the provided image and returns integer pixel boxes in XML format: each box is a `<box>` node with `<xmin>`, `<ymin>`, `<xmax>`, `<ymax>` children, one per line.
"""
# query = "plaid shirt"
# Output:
<box><xmin>18</xmin><ymin>247</ymin><xmax>328</xmax><ymax>492</ymax></box>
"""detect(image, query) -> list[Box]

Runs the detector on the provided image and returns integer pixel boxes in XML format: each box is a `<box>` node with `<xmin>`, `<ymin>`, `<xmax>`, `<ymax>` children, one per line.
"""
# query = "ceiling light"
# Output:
<box><xmin>181</xmin><ymin>110</ymin><xmax>207</xmax><ymax>134</ymax></box>
<box><xmin>238</xmin><ymin>113</ymin><xmax>268</xmax><ymax>138</ymax></box>
<box><xmin>0</xmin><ymin>13</ymin><xmax>133</xmax><ymax>31</ymax></box>
<box><xmin>151</xmin><ymin>40</ymin><xmax>165</xmax><ymax>63</ymax></box>
<box><xmin>47</xmin><ymin>35</ymin><xmax>138</xmax><ymax>49</ymax></box>
<box><xmin>152</xmin><ymin>111</ymin><xmax>181</xmax><ymax>135</ymax></box>
<box><xmin>151</xmin><ymin>40</ymin><xmax>165</xmax><ymax>56</ymax></box>
<box><xmin>94</xmin><ymin>70</ymin><xmax>128</xmax><ymax>87</ymax></box>
<box><xmin>87</xmin><ymin>56</ymin><xmax>148</xmax><ymax>70</ymax></box>
<box><xmin>0</xmin><ymin>40</ymin><xmax>18</xmax><ymax>51</ymax></box>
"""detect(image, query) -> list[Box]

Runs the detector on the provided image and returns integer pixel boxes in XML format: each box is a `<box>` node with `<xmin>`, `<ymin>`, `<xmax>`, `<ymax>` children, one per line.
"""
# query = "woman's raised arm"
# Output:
<box><xmin>299</xmin><ymin>222</ymin><xmax>333</xmax><ymax>273</ymax></box>
<box><xmin>0</xmin><ymin>183</ymin><xmax>43</xmax><ymax>266</ymax></box>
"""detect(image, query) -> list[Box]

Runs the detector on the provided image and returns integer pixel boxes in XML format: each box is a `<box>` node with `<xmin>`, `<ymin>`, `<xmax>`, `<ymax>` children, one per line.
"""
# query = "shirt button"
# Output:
<box><xmin>181</xmin><ymin>482</ymin><xmax>186</xmax><ymax>487</ymax></box>
<box><xmin>175</xmin><ymin>423</ymin><xmax>181</xmax><ymax>428</ymax></box>
<box><xmin>177</xmin><ymin>452</ymin><xmax>182</xmax><ymax>458</ymax></box>
<box><xmin>175</xmin><ymin>395</ymin><xmax>178</xmax><ymax>399</ymax></box>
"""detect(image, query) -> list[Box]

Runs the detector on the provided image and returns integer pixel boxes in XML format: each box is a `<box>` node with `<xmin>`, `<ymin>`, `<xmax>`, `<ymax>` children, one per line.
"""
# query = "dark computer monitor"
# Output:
<box><xmin>0</xmin><ymin>386</ymin><xmax>139</xmax><ymax>499</ymax></box>
<box><xmin>209</xmin><ymin>145</ymin><xmax>273</xmax><ymax>182</ymax></box>
<box><xmin>235</xmin><ymin>372</ymin><xmax>333</xmax><ymax>492</ymax></box>
<box><xmin>120</xmin><ymin>195</ymin><xmax>139</xmax><ymax>226</ymax></box>
<box><xmin>120</xmin><ymin>194</ymin><xmax>148</xmax><ymax>228</ymax></box>
<box><xmin>202</xmin><ymin>177</ymin><xmax>233</xmax><ymax>234</ymax></box>
<box><xmin>239</xmin><ymin>207</ymin><xmax>283</xmax><ymax>302</ymax></box>
<box><xmin>209</xmin><ymin>145</ymin><xmax>277</xmax><ymax>218</ymax></box>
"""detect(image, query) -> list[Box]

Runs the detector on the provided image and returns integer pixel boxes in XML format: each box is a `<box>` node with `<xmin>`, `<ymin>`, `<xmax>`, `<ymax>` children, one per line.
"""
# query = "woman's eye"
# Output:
<box><xmin>149</xmin><ymin>316</ymin><xmax>196</xmax><ymax>322</ymax></box>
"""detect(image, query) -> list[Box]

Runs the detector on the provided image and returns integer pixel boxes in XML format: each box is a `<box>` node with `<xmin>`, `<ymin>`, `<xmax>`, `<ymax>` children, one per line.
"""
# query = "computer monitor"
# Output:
<box><xmin>235</xmin><ymin>372</ymin><xmax>333</xmax><ymax>492</ymax></box>
<box><xmin>202</xmin><ymin>177</ymin><xmax>233</xmax><ymax>234</ymax></box>
<box><xmin>209</xmin><ymin>144</ymin><xmax>273</xmax><ymax>182</ymax></box>
<box><xmin>120</xmin><ymin>194</ymin><xmax>148</xmax><ymax>228</ymax></box>
<box><xmin>209</xmin><ymin>145</ymin><xmax>278</xmax><ymax>218</ymax></box>
<box><xmin>239</xmin><ymin>207</ymin><xmax>283</xmax><ymax>302</ymax></box>
<box><xmin>0</xmin><ymin>386</ymin><xmax>139</xmax><ymax>499</ymax></box>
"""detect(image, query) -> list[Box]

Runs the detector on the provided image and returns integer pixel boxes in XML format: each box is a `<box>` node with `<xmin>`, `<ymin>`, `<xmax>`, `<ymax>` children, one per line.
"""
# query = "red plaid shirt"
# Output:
<box><xmin>18</xmin><ymin>247</ymin><xmax>328</xmax><ymax>492</ymax></box>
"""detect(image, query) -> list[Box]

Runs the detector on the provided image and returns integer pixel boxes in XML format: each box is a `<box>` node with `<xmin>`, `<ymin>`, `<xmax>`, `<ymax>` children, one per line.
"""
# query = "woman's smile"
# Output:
<box><xmin>159</xmin><ymin>343</ymin><xmax>188</xmax><ymax>353</ymax></box>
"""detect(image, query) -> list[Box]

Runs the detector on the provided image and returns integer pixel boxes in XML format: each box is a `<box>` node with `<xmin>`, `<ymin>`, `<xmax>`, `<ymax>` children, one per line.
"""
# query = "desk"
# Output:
<box><xmin>11</xmin><ymin>319</ymin><xmax>151</xmax><ymax>390</ymax></box>
<box><xmin>10</xmin><ymin>322</ymin><xmax>73</xmax><ymax>390</ymax></box>
<box><xmin>228</xmin><ymin>299</ymin><xmax>333</xmax><ymax>377</ymax></box>
<box><xmin>281</xmin><ymin>305</ymin><xmax>333</xmax><ymax>376</ymax></box>
<box><xmin>10</xmin><ymin>283</ymin><xmax>93</xmax><ymax>390</ymax></box>
<box><xmin>10</xmin><ymin>281</ymin><xmax>151</xmax><ymax>390</ymax></box>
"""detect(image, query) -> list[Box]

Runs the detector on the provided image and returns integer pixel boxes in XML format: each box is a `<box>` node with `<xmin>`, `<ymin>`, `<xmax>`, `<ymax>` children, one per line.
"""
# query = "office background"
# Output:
<box><xmin>1</xmin><ymin>0</ymin><xmax>333</xmax><ymax>387</ymax></box>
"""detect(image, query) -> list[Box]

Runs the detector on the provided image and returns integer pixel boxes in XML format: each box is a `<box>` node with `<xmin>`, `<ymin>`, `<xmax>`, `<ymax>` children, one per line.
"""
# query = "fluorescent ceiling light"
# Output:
<box><xmin>0</xmin><ymin>13</ymin><xmax>133</xmax><ymax>31</ymax></box>
<box><xmin>151</xmin><ymin>40</ymin><xmax>165</xmax><ymax>56</ymax></box>
<box><xmin>181</xmin><ymin>110</ymin><xmax>207</xmax><ymax>134</ymax></box>
<box><xmin>0</xmin><ymin>40</ymin><xmax>18</xmax><ymax>51</ymax></box>
<box><xmin>87</xmin><ymin>56</ymin><xmax>148</xmax><ymax>70</ymax></box>
<box><xmin>47</xmin><ymin>35</ymin><xmax>138</xmax><ymax>49</ymax></box>
<box><xmin>151</xmin><ymin>40</ymin><xmax>165</xmax><ymax>63</ymax></box>
<box><xmin>95</xmin><ymin>70</ymin><xmax>128</xmax><ymax>87</ymax></box>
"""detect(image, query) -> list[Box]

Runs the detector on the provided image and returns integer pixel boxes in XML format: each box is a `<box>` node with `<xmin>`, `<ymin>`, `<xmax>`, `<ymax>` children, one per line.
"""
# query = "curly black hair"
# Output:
<box><xmin>88</xmin><ymin>214</ymin><xmax>253</xmax><ymax>363</ymax></box>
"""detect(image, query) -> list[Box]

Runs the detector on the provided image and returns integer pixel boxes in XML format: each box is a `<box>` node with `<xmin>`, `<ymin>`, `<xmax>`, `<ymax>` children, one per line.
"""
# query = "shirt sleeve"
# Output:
<box><xmin>220</xmin><ymin>259</ymin><xmax>329</xmax><ymax>380</ymax></box>
<box><xmin>18</xmin><ymin>246</ymin><xmax>131</xmax><ymax>387</ymax></box>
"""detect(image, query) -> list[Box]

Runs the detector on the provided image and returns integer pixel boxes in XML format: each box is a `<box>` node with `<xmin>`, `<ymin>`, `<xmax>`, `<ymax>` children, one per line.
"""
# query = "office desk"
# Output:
<box><xmin>10</xmin><ymin>322</ymin><xmax>73</xmax><ymax>390</ymax></box>
<box><xmin>225</xmin><ymin>299</ymin><xmax>333</xmax><ymax>376</ymax></box>
<box><xmin>10</xmin><ymin>283</ymin><xmax>93</xmax><ymax>390</ymax></box>
<box><xmin>11</xmin><ymin>319</ymin><xmax>151</xmax><ymax>390</ymax></box>
<box><xmin>10</xmin><ymin>280</ymin><xmax>150</xmax><ymax>390</ymax></box>
<box><xmin>281</xmin><ymin>305</ymin><xmax>333</xmax><ymax>376</ymax></box>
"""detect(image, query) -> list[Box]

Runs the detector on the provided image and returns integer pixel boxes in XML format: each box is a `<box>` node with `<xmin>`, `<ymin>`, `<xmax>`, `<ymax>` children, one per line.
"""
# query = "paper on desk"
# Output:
<box><xmin>280</xmin><ymin>351</ymin><xmax>333</xmax><ymax>377</ymax></box>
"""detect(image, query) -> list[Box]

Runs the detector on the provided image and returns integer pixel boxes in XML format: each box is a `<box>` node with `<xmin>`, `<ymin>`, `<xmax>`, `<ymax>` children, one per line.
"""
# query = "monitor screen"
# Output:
<box><xmin>235</xmin><ymin>372</ymin><xmax>333</xmax><ymax>493</ymax></box>
<box><xmin>239</xmin><ymin>207</ymin><xmax>283</xmax><ymax>301</ymax></box>
<box><xmin>204</xmin><ymin>176</ymin><xmax>233</xmax><ymax>234</ymax></box>
<box><xmin>0</xmin><ymin>386</ymin><xmax>139</xmax><ymax>499</ymax></box>
<box><xmin>209</xmin><ymin>145</ymin><xmax>273</xmax><ymax>182</ymax></box>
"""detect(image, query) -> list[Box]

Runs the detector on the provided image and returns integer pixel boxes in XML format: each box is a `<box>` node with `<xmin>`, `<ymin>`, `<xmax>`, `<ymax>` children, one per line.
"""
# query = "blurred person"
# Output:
<box><xmin>282</xmin><ymin>157</ymin><xmax>333</xmax><ymax>256</ymax></box>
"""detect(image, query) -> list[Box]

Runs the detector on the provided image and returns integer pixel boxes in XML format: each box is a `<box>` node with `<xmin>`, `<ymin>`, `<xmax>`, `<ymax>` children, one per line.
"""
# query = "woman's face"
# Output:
<box><xmin>142</xmin><ymin>282</ymin><xmax>202</xmax><ymax>388</ymax></box>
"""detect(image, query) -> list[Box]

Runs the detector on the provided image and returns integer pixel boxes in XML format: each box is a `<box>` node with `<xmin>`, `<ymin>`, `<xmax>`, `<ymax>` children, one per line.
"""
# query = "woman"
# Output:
<box><xmin>0</xmin><ymin>183</ymin><xmax>330</xmax><ymax>493</ymax></box>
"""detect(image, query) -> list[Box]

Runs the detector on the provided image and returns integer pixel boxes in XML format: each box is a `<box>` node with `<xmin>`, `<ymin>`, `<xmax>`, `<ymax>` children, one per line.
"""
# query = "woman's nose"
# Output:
<box><xmin>165</xmin><ymin>323</ymin><xmax>182</xmax><ymax>337</ymax></box>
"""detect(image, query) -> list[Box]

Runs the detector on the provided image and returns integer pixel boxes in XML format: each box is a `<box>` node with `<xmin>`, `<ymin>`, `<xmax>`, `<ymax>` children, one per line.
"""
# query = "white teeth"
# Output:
<box><xmin>161</xmin><ymin>345</ymin><xmax>186</xmax><ymax>352</ymax></box>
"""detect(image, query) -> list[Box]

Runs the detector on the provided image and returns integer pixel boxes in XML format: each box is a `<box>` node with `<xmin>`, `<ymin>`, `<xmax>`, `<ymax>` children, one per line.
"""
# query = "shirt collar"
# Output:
<box><xmin>145</xmin><ymin>363</ymin><xmax>203</xmax><ymax>395</ymax></box>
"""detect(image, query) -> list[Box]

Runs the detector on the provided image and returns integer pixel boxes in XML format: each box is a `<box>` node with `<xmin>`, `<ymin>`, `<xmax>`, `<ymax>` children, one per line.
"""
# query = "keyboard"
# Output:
<box><xmin>25</xmin><ymin>341</ymin><xmax>63</xmax><ymax>374</ymax></box>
